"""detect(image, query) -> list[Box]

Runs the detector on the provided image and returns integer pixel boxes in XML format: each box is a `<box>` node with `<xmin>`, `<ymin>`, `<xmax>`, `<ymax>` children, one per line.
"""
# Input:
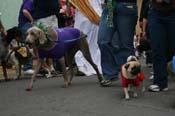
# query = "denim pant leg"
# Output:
<box><xmin>168</xmin><ymin>12</ymin><xmax>175</xmax><ymax>59</ymax></box>
<box><xmin>19</xmin><ymin>23</ymin><xmax>32</xmax><ymax>40</ymax></box>
<box><xmin>113</xmin><ymin>3</ymin><xmax>137</xmax><ymax>69</ymax></box>
<box><xmin>19</xmin><ymin>23</ymin><xmax>33</xmax><ymax>71</ymax></box>
<box><xmin>148</xmin><ymin>9</ymin><xmax>169</xmax><ymax>89</ymax></box>
<box><xmin>98</xmin><ymin>7</ymin><xmax>118</xmax><ymax>80</ymax></box>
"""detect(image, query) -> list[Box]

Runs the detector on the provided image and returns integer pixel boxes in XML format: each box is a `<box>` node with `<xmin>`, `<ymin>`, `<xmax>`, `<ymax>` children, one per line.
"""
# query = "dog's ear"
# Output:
<box><xmin>125</xmin><ymin>63</ymin><xmax>130</xmax><ymax>70</ymax></box>
<box><xmin>38</xmin><ymin>30</ymin><xmax>47</xmax><ymax>45</ymax></box>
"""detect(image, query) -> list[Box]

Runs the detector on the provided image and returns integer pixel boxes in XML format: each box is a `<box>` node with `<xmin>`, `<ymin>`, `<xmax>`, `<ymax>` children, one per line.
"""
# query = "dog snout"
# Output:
<box><xmin>131</xmin><ymin>66</ymin><xmax>141</xmax><ymax>75</ymax></box>
<box><xmin>25</xmin><ymin>35</ymin><xmax>33</xmax><ymax>44</ymax></box>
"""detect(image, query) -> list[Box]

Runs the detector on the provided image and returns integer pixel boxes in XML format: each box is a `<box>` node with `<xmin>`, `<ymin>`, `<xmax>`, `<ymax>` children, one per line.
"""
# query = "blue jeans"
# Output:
<box><xmin>19</xmin><ymin>23</ymin><xmax>33</xmax><ymax>71</ymax></box>
<box><xmin>148</xmin><ymin>8</ymin><xmax>175</xmax><ymax>89</ymax></box>
<box><xmin>98</xmin><ymin>3</ymin><xmax>137</xmax><ymax>80</ymax></box>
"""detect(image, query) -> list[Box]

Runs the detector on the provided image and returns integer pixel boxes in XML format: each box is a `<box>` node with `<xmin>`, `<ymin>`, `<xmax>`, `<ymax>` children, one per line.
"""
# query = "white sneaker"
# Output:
<box><xmin>149</xmin><ymin>75</ymin><xmax>154</xmax><ymax>80</ymax></box>
<box><xmin>23</xmin><ymin>69</ymin><xmax>34</xmax><ymax>74</ymax></box>
<box><xmin>148</xmin><ymin>85</ymin><xmax>168</xmax><ymax>92</ymax></box>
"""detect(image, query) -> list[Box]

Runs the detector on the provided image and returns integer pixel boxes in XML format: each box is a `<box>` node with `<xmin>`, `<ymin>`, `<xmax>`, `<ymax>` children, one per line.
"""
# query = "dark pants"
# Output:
<box><xmin>148</xmin><ymin>8</ymin><xmax>175</xmax><ymax>89</ymax></box>
<box><xmin>145</xmin><ymin>50</ymin><xmax>152</xmax><ymax>64</ymax></box>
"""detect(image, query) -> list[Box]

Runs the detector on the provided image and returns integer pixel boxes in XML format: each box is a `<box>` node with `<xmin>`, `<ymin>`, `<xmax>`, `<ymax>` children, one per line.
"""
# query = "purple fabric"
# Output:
<box><xmin>38</xmin><ymin>27</ymin><xmax>80</xmax><ymax>59</ymax></box>
<box><xmin>18</xmin><ymin>0</ymin><xmax>33</xmax><ymax>27</ymax></box>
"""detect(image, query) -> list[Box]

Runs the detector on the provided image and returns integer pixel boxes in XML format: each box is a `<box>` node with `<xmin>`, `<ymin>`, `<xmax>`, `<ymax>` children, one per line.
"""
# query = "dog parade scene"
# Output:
<box><xmin>0</xmin><ymin>0</ymin><xmax>175</xmax><ymax>116</ymax></box>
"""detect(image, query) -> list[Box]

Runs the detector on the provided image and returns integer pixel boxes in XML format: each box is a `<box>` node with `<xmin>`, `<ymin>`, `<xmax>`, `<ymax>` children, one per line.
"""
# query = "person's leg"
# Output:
<box><xmin>98</xmin><ymin>7</ymin><xmax>118</xmax><ymax>81</ymax></box>
<box><xmin>167</xmin><ymin>12</ymin><xmax>175</xmax><ymax>60</ymax></box>
<box><xmin>145</xmin><ymin>50</ymin><xmax>152</xmax><ymax>65</ymax></box>
<box><xmin>148</xmin><ymin>9</ymin><xmax>168</xmax><ymax>91</ymax></box>
<box><xmin>113</xmin><ymin>2</ymin><xmax>138</xmax><ymax>70</ymax></box>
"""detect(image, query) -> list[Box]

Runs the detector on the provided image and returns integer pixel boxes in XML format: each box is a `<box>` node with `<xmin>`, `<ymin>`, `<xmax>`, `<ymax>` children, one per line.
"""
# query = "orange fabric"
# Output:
<box><xmin>69</xmin><ymin>0</ymin><xmax>100</xmax><ymax>25</ymax></box>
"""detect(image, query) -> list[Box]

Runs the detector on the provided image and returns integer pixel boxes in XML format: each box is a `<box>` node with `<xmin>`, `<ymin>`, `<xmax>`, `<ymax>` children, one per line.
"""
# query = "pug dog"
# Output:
<box><xmin>121</xmin><ymin>56</ymin><xmax>145</xmax><ymax>100</ymax></box>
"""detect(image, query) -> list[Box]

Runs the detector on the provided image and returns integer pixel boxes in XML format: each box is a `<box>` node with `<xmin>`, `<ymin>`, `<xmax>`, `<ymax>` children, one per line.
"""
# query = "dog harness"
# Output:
<box><xmin>38</xmin><ymin>27</ymin><xmax>80</xmax><ymax>59</ymax></box>
<box><xmin>121</xmin><ymin>71</ymin><xmax>145</xmax><ymax>87</ymax></box>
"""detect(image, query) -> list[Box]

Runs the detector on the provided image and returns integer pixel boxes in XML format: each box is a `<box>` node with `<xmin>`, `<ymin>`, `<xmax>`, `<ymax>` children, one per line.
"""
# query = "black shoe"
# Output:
<box><xmin>100</xmin><ymin>80</ymin><xmax>112</xmax><ymax>87</ymax></box>
<box><xmin>75</xmin><ymin>70</ymin><xmax>85</xmax><ymax>76</ymax></box>
<box><xmin>110</xmin><ymin>77</ymin><xmax>118</xmax><ymax>82</ymax></box>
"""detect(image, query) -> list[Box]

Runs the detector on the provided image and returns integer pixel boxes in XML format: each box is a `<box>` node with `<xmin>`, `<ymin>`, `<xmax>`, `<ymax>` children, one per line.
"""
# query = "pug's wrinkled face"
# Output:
<box><xmin>26</xmin><ymin>26</ymin><xmax>46</xmax><ymax>45</ymax></box>
<box><xmin>124</xmin><ymin>61</ymin><xmax>141</xmax><ymax>79</ymax></box>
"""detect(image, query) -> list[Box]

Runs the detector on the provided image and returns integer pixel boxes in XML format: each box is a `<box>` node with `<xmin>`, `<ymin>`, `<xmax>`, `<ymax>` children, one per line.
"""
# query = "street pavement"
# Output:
<box><xmin>0</xmin><ymin>58</ymin><xmax>175</xmax><ymax>116</ymax></box>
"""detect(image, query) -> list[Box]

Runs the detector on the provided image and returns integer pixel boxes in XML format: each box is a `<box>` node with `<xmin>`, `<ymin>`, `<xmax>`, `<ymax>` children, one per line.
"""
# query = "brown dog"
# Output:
<box><xmin>121</xmin><ymin>56</ymin><xmax>145</xmax><ymax>100</ymax></box>
<box><xmin>25</xmin><ymin>26</ymin><xmax>103</xmax><ymax>91</ymax></box>
<box><xmin>0</xmin><ymin>27</ymin><xmax>24</xmax><ymax>81</ymax></box>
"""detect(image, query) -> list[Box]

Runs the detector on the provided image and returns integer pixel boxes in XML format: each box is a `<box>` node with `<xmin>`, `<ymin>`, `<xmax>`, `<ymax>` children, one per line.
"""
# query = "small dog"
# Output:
<box><xmin>7</xmin><ymin>39</ymin><xmax>34</xmax><ymax>79</ymax></box>
<box><xmin>0</xmin><ymin>27</ymin><xmax>23</xmax><ymax>80</ymax></box>
<box><xmin>121</xmin><ymin>56</ymin><xmax>145</xmax><ymax>100</ymax></box>
<box><xmin>1</xmin><ymin>27</ymin><xmax>36</xmax><ymax>80</ymax></box>
<box><xmin>25</xmin><ymin>26</ymin><xmax>103</xmax><ymax>91</ymax></box>
<box><xmin>136</xmin><ymin>38</ymin><xmax>151</xmax><ymax>54</ymax></box>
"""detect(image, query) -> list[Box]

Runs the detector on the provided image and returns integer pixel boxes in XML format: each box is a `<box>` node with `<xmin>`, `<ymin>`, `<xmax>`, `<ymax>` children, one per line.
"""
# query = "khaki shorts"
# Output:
<box><xmin>36</xmin><ymin>15</ymin><xmax>58</xmax><ymax>27</ymax></box>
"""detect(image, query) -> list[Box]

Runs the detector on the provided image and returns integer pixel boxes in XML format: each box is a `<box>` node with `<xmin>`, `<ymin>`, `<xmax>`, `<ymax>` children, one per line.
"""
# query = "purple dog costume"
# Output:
<box><xmin>38</xmin><ymin>27</ymin><xmax>80</xmax><ymax>59</ymax></box>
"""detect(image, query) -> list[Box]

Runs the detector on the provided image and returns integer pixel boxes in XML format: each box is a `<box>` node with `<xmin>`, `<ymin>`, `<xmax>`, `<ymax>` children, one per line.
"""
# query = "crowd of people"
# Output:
<box><xmin>0</xmin><ymin>0</ymin><xmax>175</xmax><ymax>93</ymax></box>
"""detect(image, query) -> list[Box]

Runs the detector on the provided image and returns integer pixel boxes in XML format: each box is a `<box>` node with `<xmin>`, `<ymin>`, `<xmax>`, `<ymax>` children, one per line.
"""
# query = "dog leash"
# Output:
<box><xmin>5</xmin><ymin>50</ymin><xmax>14</xmax><ymax>63</ymax></box>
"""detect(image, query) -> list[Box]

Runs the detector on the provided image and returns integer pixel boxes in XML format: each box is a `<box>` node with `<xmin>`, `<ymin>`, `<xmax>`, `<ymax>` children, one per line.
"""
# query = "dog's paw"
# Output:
<box><xmin>125</xmin><ymin>95</ymin><xmax>130</xmax><ymax>100</ymax></box>
<box><xmin>45</xmin><ymin>74</ymin><xmax>52</xmax><ymax>78</ymax></box>
<box><xmin>4</xmin><ymin>78</ymin><xmax>12</xmax><ymax>81</ymax></box>
<box><xmin>125</xmin><ymin>94</ymin><xmax>130</xmax><ymax>100</ymax></box>
<box><xmin>142</xmin><ymin>87</ymin><xmax>146</xmax><ymax>92</ymax></box>
<box><xmin>25</xmin><ymin>85</ymin><xmax>33</xmax><ymax>91</ymax></box>
<box><xmin>26</xmin><ymin>88</ymin><xmax>32</xmax><ymax>91</ymax></box>
<box><xmin>13</xmin><ymin>76</ymin><xmax>18</xmax><ymax>80</ymax></box>
<box><xmin>133</xmin><ymin>93</ymin><xmax>138</xmax><ymax>98</ymax></box>
<box><xmin>13</xmin><ymin>76</ymin><xmax>22</xmax><ymax>80</ymax></box>
<box><xmin>61</xmin><ymin>83</ymin><xmax>69</xmax><ymax>88</ymax></box>
<box><xmin>68</xmin><ymin>81</ymin><xmax>72</xmax><ymax>86</ymax></box>
<box><xmin>61</xmin><ymin>85</ymin><xmax>69</xmax><ymax>88</ymax></box>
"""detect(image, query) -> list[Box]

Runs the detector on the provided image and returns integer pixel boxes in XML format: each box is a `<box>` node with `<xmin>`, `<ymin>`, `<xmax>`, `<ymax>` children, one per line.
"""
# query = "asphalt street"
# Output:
<box><xmin>0</xmin><ymin>59</ymin><xmax>175</xmax><ymax>116</ymax></box>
